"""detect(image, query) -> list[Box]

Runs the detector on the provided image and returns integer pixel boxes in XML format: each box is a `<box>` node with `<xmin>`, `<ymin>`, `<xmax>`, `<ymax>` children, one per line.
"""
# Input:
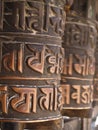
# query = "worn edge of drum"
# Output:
<box><xmin>0</xmin><ymin>116</ymin><xmax>62</xmax><ymax>123</ymax></box>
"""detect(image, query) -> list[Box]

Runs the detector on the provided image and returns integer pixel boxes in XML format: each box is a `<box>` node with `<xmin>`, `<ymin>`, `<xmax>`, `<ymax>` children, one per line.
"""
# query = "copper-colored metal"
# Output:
<box><xmin>94</xmin><ymin>38</ymin><xmax>98</xmax><ymax>102</ymax></box>
<box><xmin>0</xmin><ymin>0</ymin><xmax>66</xmax><ymax>122</ymax></box>
<box><xmin>93</xmin><ymin>0</ymin><xmax>98</xmax><ymax>104</ymax></box>
<box><xmin>25</xmin><ymin>119</ymin><xmax>62</xmax><ymax>130</ymax></box>
<box><xmin>1</xmin><ymin>122</ymin><xmax>24</xmax><ymax>130</ymax></box>
<box><xmin>61</xmin><ymin>0</ymin><xmax>97</xmax><ymax>117</ymax></box>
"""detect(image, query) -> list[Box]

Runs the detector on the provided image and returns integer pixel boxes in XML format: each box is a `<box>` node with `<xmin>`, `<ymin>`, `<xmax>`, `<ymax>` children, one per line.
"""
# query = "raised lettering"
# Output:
<box><xmin>11</xmin><ymin>87</ymin><xmax>37</xmax><ymax>113</ymax></box>
<box><xmin>39</xmin><ymin>87</ymin><xmax>57</xmax><ymax>111</ymax></box>
<box><xmin>27</xmin><ymin>45</ymin><xmax>45</xmax><ymax>74</ymax></box>
<box><xmin>12</xmin><ymin>2</ymin><xmax>25</xmax><ymax>29</ymax></box>
<box><xmin>0</xmin><ymin>86</ymin><xmax>8</xmax><ymax>114</ymax></box>
<box><xmin>63</xmin><ymin>54</ymin><xmax>73</xmax><ymax>75</ymax></box>
<box><xmin>71</xmin><ymin>85</ymin><xmax>81</xmax><ymax>104</ymax></box>
<box><xmin>62</xmin><ymin>84</ymin><xmax>70</xmax><ymax>105</ymax></box>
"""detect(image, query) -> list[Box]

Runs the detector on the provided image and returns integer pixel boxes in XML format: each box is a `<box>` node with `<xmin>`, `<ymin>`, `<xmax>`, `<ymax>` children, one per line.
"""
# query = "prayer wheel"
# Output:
<box><xmin>94</xmin><ymin>29</ymin><xmax>98</xmax><ymax>104</ymax></box>
<box><xmin>0</xmin><ymin>0</ymin><xmax>66</xmax><ymax>123</ymax></box>
<box><xmin>61</xmin><ymin>0</ymin><xmax>97</xmax><ymax>117</ymax></box>
<box><xmin>93</xmin><ymin>0</ymin><xmax>98</xmax><ymax>106</ymax></box>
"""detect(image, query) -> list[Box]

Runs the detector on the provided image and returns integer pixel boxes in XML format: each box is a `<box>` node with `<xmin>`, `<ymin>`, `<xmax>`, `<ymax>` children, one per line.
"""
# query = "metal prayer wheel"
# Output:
<box><xmin>61</xmin><ymin>0</ymin><xmax>97</xmax><ymax>117</ymax></box>
<box><xmin>94</xmin><ymin>29</ymin><xmax>98</xmax><ymax>103</ymax></box>
<box><xmin>93</xmin><ymin>0</ymin><xmax>98</xmax><ymax>105</ymax></box>
<box><xmin>0</xmin><ymin>0</ymin><xmax>66</xmax><ymax>123</ymax></box>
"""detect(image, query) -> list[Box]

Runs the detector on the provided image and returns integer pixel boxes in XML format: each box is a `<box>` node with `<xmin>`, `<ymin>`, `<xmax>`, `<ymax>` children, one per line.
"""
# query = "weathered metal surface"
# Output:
<box><xmin>92</xmin><ymin>1</ymin><xmax>98</xmax><ymax>128</ymax></box>
<box><xmin>61</xmin><ymin>0</ymin><xmax>97</xmax><ymax>117</ymax></box>
<box><xmin>0</xmin><ymin>0</ymin><xmax>66</xmax><ymax>122</ymax></box>
<box><xmin>94</xmin><ymin>37</ymin><xmax>98</xmax><ymax>103</ymax></box>
<box><xmin>25</xmin><ymin>119</ymin><xmax>62</xmax><ymax>130</ymax></box>
<box><xmin>93</xmin><ymin>15</ymin><xmax>98</xmax><ymax>105</ymax></box>
<box><xmin>1</xmin><ymin>122</ymin><xmax>24</xmax><ymax>130</ymax></box>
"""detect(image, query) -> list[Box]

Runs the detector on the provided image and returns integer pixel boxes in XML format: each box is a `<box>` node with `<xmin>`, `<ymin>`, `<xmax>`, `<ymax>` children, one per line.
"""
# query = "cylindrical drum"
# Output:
<box><xmin>93</xmin><ymin>0</ymin><xmax>98</xmax><ymax>106</ymax></box>
<box><xmin>61</xmin><ymin>0</ymin><xmax>97</xmax><ymax>117</ymax></box>
<box><xmin>94</xmin><ymin>33</ymin><xmax>98</xmax><ymax>103</ymax></box>
<box><xmin>0</xmin><ymin>0</ymin><xmax>66</xmax><ymax>122</ymax></box>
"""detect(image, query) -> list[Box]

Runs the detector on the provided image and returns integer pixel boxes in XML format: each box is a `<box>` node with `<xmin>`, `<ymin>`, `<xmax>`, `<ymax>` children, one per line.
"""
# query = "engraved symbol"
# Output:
<box><xmin>61</xmin><ymin>84</ymin><xmax>70</xmax><ymax>105</ymax></box>
<box><xmin>25</xmin><ymin>1</ymin><xmax>43</xmax><ymax>32</ymax></box>
<box><xmin>0</xmin><ymin>86</ymin><xmax>8</xmax><ymax>114</ymax></box>
<box><xmin>39</xmin><ymin>87</ymin><xmax>58</xmax><ymax>111</ymax></box>
<box><xmin>12</xmin><ymin>2</ymin><xmax>25</xmax><ymax>29</ymax></box>
<box><xmin>71</xmin><ymin>85</ymin><xmax>81</xmax><ymax>104</ymax></box>
<box><xmin>48</xmin><ymin>55</ymin><xmax>57</xmax><ymax>73</ymax></box>
<box><xmin>62</xmin><ymin>84</ymin><xmax>93</xmax><ymax>105</ymax></box>
<box><xmin>27</xmin><ymin>45</ymin><xmax>45</xmax><ymax>74</ymax></box>
<box><xmin>11</xmin><ymin>87</ymin><xmax>37</xmax><ymax>113</ymax></box>
<box><xmin>2</xmin><ymin>43</ymin><xmax>23</xmax><ymax>73</ymax></box>
<box><xmin>63</xmin><ymin>54</ymin><xmax>73</xmax><ymax>75</ymax></box>
<box><xmin>3</xmin><ymin>51</ymin><xmax>15</xmax><ymax>72</ymax></box>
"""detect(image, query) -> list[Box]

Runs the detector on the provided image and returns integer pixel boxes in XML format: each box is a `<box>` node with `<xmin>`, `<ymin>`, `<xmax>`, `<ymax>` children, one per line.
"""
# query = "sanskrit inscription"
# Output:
<box><xmin>61</xmin><ymin>84</ymin><xmax>93</xmax><ymax>106</ymax></box>
<box><xmin>39</xmin><ymin>87</ymin><xmax>58</xmax><ymax>111</ymax></box>
<box><xmin>62</xmin><ymin>21</ymin><xmax>96</xmax><ymax>110</ymax></box>
<box><xmin>63</xmin><ymin>53</ymin><xmax>95</xmax><ymax>76</ymax></box>
<box><xmin>64</xmin><ymin>23</ymin><xmax>96</xmax><ymax>49</ymax></box>
<box><xmin>0</xmin><ymin>1</ymin><xmax>66</xmax><ymax>36</ymax></box>
<box><xmin>94</xmin><ymin>38</ymin><xmax>98</xmax><ymax>101</ymax></box>
<box><xmin>0</xmin><ymin>42</ymin><xmax>63</xmax><ymax>79</ymax></box>
<box><xmin>0</xmin><ymin>85</ymin><xmax>61</xmax><ymax>114</ymax></box>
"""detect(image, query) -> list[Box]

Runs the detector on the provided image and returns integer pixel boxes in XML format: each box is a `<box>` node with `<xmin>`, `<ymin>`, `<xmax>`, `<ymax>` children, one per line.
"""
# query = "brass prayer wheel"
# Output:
<box><xmin>61</xmin><ymin>0</ymin><xmax>97</xmax><ymax>117</ymax></box>
<box><xmin>0</xmin><ymin>0</ymin><xmax>66</xmax><ymax>122</ymax></box>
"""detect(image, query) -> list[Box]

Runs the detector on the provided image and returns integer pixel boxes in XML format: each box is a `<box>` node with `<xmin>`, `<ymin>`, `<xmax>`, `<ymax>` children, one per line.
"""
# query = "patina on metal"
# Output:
<box><xmin>25</xmin><ymin>119</ymin><xmax>63</xmax><ymax>130</ymax></box>
<box><xmin>94</xmin><ymin>36</ymin><xmax>98</xmax><ymax>103</ymax></box>
<box><xmin>1</xmin><ymin>122</ymin><xmax>24</xmax><ymax>130</ymax></box>
<box><xmin>93</xmin><ymin>0</ymin><xmax>98</xmax><ymax>105</ymax></box>
<box><xmin>0</xmin><ymin>0</ymin><xmax>66</xmax><ymax>123</ymax></box>
<box><xmin>61</xmin><ymin>0</ymin><xmax>97</xmax><ymax>118</ymax></box>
